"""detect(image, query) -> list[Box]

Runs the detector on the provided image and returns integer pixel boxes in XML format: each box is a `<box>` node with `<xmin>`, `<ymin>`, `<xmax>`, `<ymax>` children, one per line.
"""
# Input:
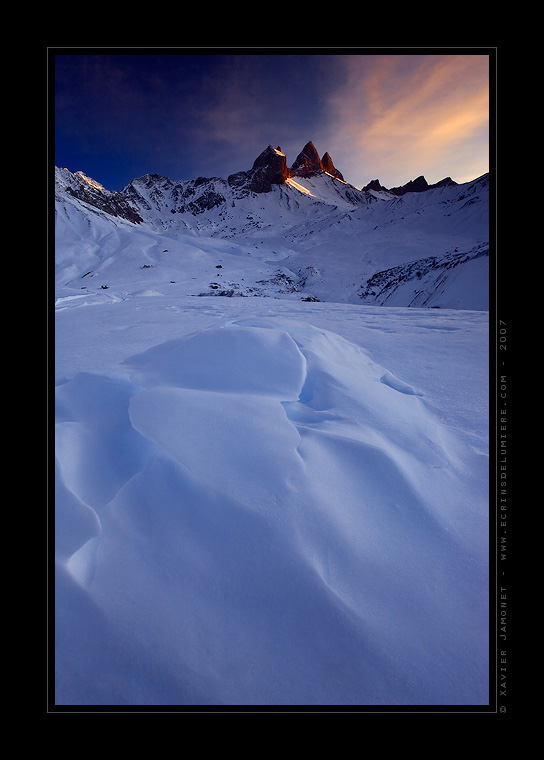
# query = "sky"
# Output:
<box><xmin>53</xmin><ymin>50</ymin><xmax>491</xmax><ymax>192</ymax></box>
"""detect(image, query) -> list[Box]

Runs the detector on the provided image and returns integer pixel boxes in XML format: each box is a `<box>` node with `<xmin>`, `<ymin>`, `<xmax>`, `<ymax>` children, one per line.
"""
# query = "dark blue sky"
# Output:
<box><xmin>54</xmin><ymin>51</ymin><xmax>490</xmax><ymax>191</ymax></box>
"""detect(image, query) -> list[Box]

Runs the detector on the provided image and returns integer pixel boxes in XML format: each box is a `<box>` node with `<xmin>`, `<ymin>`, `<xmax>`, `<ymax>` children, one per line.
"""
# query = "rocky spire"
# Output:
<box><xmin>228</xmin><ymin>145</ymin><xmax>291</xmax><ymax>194</ymax></box>
<box><xmin>227</xmin><ymin>141</ymin><xmax>348</xmax><ymax>194</ymax></box>
<box><xmin>290</xmin><ymin>141</ymin><xmax>324</xmax><ymax>178</ymax></box>
<box><xmin>321</xmin><ymin>152</ymin><xmax>344</xmax><ymax>182</ymax></box>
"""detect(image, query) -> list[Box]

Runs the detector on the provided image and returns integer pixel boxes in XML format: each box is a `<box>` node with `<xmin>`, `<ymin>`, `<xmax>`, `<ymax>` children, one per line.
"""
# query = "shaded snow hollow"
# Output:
<box><xmin>55</xmin><ymin>317</ymin><xmax>488</xmax><ymax>706</ymax></box>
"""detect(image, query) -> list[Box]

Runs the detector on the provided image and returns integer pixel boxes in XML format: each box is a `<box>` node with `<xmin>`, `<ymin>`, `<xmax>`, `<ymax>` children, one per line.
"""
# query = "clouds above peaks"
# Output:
<box><xmin>189</xmin><ymin>55</ymin><xmax>337</xmax><ymax>175</ymax></box>
<box><xmin>54</xmin><ymin>52</ymin><xmax>490</xmax><ymax>191</ymax></box>
<box><xmin>322</xmin><ymin>54</ymin><xmax>490</xmax><ymax>187</ymax></box>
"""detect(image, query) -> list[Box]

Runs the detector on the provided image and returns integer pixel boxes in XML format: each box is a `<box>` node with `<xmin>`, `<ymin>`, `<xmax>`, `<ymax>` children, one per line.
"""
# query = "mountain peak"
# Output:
<box><xmin>74</xmin><ymin>170</ymin><xmax>106</xmax><ymax>191</ymax></box>
<box><xmin>291</xmin><ymin>141</ymin><xmax>323</xmax><ymax>178</ymax></box>
<box><xmin>291</xmin><ymin>143</ymin><xmax>345</xmax><ymax>182</ymax></box>
<box><xmin>321</xmin><ymin>152</ymin><xmax>345</xmax><ymax>182</ymax></box>
<box><xmin>389</xmin><ymin>175</ymin><xmax>459</xmax><ymax>195</ymax></box>
<box><xmin>363</xmin><ymin>175</ymin><xmax>458</xmax><ymax>195</ymax></box>
<box><xmin>58</xmin><ymin>166</ymin><xmax>143</xmax><ymax>224</ymax></box>
<box><xmin>428</xmin><ymin>176</ymin><xmax>458</xmax><ymax>190</ymax></box>
<box><xmin>363</xmin><ymin>179</ymin><xmax>388</xmax><ymax>193</ymax></box>
<box><xmin>227</xmin><ymin>144</ymin><xmax>291</xmax><ymax>193</ymax></box>
<box><xmin>389</xmin><ymin>175</ymin><xmax>429</xmax><ymax>195</ymax></box>
<box><xmin>227</xmin><ymin>141</ymin><xmax>347</xmax><ymax>193</ymax></box>
<box><xmin>252</xmin><ymin>144</ymin><xmax>287</xmax><ymax>170</ymax></box>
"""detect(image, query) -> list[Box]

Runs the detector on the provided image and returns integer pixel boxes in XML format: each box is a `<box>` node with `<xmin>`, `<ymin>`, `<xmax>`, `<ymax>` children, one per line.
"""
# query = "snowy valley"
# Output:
<box><xmin>53</xmin><ymin>142</ymin><xmax>490</xmax><ymax>707</ymax></box>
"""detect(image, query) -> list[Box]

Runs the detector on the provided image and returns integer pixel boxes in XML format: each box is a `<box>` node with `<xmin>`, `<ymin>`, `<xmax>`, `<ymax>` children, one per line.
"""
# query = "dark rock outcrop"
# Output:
<box><xmin>428</xmin><ymin>177</ymin><xmax>458</xmax><ymax>190</ymax></box>
<box><xmin>290</xmin><ymin>141</ymin><xmax>323</xmax><ymax>178</ymax></box>
<box><xmin>321</xmin><ymin>152</ymin><xmax>344</xmax><ymax>181</ymax></box>
<box><xmin>179</xmin><ymin>177</ymin><xmax>226</xmax><ymax>213</ymax></box>
<box><xmin>65</xmin><ymin>172</ymin><xmax>143</xmax><ymax>223</ymax></box>
<box><xmin>228</xmin><ymin>145</ymin><xmax>291</xmax><ymax>194</ymax></box>
<box><xmin>363</xmin><ymin>179</ymin><xmax>389</xmax><ymax>193</ymax></box>
<box><xmin>389</xmin><ymin>175</ymin><xmax>429</xmax><ymax>196</ymax></box>
<box><xmin>250</xmin><ymin>145</ymin><xmax>291</xmax><ymax>191</ymax></box>
<box><xmin>385</xmin><ymin>175</ymin><xmax>458</xmax><ymax>196</ymax></box>
<box><xmin>227</xmin><ymin>141</ymin><xmax>347</xmax><ymax>193</ymax></box>
<box><xmin>363</xmin><ymin>175</ymin><xmax>458</xmax><ymax>195</ymax></box>
<box><xmin>185</xmin><ymin>189</ymin><xmax>226</xmax><ymax>214</ymax></box>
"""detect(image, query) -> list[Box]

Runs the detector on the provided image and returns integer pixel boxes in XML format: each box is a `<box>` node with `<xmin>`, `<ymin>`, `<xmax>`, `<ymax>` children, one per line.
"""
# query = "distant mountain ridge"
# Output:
<box><xmin>55</xmin><ymin>168</ymin><xmax>144</xmax><ymax>224</ymax></box>
<box><xmin>56</xmin><ymin>140</ymin><xmax>464</xmax><ymax>224</ymax></box>
<box><xmin>364</xmin><ymin>175</ymin><xmax>458</xmax><ymax>196</ymax></box>
<box><xmin>54</xmin><ymin>141</ymin><xmax>489</xmax><ymax>310</ymax></box>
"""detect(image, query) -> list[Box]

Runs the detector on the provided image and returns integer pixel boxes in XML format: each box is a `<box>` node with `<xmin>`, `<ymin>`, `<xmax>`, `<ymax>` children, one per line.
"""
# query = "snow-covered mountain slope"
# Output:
<box><xmin>53</xmin><ymin>145</ymin><xmax>490</xmax><ymax>708</ymax></box>
<box><xmin>54</xmin><ymin>152</ymin><xmax>489</xmax><ymax>309</ymax></box>
<box><xmin>358</xmin><ymin>243</ymin><xmax>490</xmax><ymax>309</ymax></box>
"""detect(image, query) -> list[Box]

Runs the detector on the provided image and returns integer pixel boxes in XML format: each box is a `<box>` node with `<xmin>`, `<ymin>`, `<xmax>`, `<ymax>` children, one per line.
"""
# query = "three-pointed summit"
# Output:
<box><xmin>228</xmin><ymin>141</ymin><xmax>345</xmax><ymax>193</ymax></box>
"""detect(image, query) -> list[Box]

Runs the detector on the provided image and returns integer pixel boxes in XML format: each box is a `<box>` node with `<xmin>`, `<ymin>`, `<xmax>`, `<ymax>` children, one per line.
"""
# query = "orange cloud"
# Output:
<box><xmin>325</xmin><ymin>54</ymin><xmax>490</xmax><ymax>186</ymax></box>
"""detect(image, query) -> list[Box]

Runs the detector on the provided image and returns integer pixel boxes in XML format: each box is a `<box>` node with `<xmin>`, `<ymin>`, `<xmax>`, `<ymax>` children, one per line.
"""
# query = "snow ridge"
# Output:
<box><xmin>55</xmin><ymin>318</ymin><xmax>489</xmax><ymax>705</ymax></box>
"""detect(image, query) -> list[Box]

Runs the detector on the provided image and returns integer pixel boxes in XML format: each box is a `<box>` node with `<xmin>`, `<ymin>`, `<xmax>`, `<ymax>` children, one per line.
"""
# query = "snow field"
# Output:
<box><xmin>54</xmin><ymin>307</ymin><xmax>489</xmax><ymax>705</ymax></box>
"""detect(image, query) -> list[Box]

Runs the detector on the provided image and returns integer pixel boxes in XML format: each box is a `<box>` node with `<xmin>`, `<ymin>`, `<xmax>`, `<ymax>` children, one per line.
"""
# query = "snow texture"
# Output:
<box><xmin>53</xmin><ymin>166</ymin><xmax>489</xmax><ymax>706</ymax></box>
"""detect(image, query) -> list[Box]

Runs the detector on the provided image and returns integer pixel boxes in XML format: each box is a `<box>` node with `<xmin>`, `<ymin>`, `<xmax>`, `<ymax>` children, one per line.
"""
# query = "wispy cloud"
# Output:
<box><xmin>187</xmin><ymin>55</ymin><xmax>319</xmax><ymax>174</ymax></box>
<box><xmin>323</xmin><ymin>54</ymin><xmax>489</xmax><ymax>187</ymax></box>
<box><xmin>55</xmin><ymin>52</ymin><xmax>490</xmax><ymax>190</ymax></box>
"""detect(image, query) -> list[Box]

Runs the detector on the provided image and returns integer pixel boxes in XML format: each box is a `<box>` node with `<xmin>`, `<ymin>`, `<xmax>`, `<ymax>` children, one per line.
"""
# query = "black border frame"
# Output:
<box><xmin>46</xmin><ymin>46</ymin><xmax>508</xmax><ymax>715</ymax></box>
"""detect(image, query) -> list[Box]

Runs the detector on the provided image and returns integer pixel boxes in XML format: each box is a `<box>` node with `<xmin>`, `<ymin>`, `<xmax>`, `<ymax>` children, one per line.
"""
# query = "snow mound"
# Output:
<box><xmin>123</xmin><ymin>322</ymin><xmax>307</xmax><ymax>397</ymax></box>
<box><xmin>55</xmin><ymin>318</ymin><xmax>488</xmax><ymax>706</ymax></box>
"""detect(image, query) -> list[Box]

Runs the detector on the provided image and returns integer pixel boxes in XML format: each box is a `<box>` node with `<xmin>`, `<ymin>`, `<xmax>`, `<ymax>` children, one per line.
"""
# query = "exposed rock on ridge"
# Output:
<box><xmin>321</xmin><ymin>152</ymin><xmax>345</xmax><ymax>181</ymax></box>
<box><xmin>228</xmin><ymin>145</ymin><xmax>291</xmax><ymax>193</ymax></box>
<box><xmin>364</xmin><ymin>175</ymin><xmax>458</xmax><ymax>196</ymax></box>
<box><xmin>289</xmin><ymin>142</ymin><xmax>345</xmax><ymax>181</ymax></box>
<box><xmin>290</xmin><ymin>141</ymin><xmax>323</xmax><ymax>178</ymax></box>
<box><xmin>56</xmin><ymin>142</ymin><xmax>469</xmax><ymax>229</ymax></box>
<box><xmin>228</xmin><ymin>141</ymin><xmax>346</xmax><ymax>193</ymax></box>
<box><xmin>57</xmin><ymin>168</ymin><xmax>143</xmax><ymax>224</ymax></box>
<box><xmin>362</xmin><ymin>179</ymin><xmax>389</xmax><ymax>193</ymax></box>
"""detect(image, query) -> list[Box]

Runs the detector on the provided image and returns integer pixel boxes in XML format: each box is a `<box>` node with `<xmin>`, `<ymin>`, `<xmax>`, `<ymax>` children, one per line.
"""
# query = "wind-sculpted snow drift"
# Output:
<box><xmin>55</xmin><ymin>318</ymin><xmax>488</xmax><ymax>706</ymax></box>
